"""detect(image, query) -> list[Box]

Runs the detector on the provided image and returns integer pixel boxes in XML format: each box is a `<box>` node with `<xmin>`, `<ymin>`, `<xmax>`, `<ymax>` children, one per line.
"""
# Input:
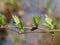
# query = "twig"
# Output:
<box><xmin>8</xmin><ymin>29</ymin><xmax>60</xmax><ymax>34</ymax></box>
<box><xmin>0</xmin><ymin>25</ymin><xmax>60</xmax><ymax>34</ymax></box>
<box><xmin>7</xmin><ymin>27</ymin><xmax>60</xmax><ymax>34</ymax></box>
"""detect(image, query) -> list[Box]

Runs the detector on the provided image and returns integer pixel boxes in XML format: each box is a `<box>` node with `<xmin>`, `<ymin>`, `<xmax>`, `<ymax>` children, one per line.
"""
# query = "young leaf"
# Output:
<box><xmin>33</xmin><ymin>16</ymin><xmax>42</xmax><ymax>27</ymax></box>
<box><xmin>43</xmin><ymin>15</ymin><xmax>58</xmax><ymax>35</ymax></box>
<box><xmin>31</xmin><ymin>16</ymin><xmax>42</xmax><ymax>31</ymax></box>
<box><xmin>16</xmin><ymin>22</ymin><xmax>24</xmax><ymax>32</ymax></box>
<box><xmin>43</xmin><ymin>15</ymin><xmax>53</xmax><ymax>28</ymax></box>
<box><xmin>45</xmin><ymin>14</ymin><xmax>52</xmax><ymax>25</ymax></box>
<box><xmin>38</xmin><ymin>16</ymin><xmax>42</xmax><ymax>24</ymax></box>
<box><xmin>0</xmin><ymin>14</ymin><xmax>6</xmax><ymax>25</ymax></box>
<box><xmin>12</xmin><ymin>15</ymin><xmax>24</xmax><ymax>32</ymax></box>
<box><xmin>33</xmin><ymin>16</ymin><xmax>38</xmax><ymax>26</ymax></box>
<box><xmin>43</xmin><ymin>22</ymin><xmax>51</xmax><ymax>29</ymax></box>
<box><xmin>12</xmin><ymin>15</ymin><xmax>20</xmax><ymax>25</ymax></box>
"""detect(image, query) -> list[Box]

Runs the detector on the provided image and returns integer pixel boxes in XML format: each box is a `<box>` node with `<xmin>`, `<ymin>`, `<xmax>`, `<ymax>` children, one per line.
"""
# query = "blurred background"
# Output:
<box><xmin>0</xmin><ymin>0</ymin><xmax>60</xmax><ymax>45</ymax></box>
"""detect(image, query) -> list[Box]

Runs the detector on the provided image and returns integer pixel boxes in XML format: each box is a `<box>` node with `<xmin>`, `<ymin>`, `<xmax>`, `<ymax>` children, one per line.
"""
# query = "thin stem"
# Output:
<box><xmin>0</xmin><ymin>25</ymin><xmax>60</xmax><ymax>34</ymax></box>
<box><xmin>7</xmin><ymin>28</ymin><xmax>60</xmax><ymax>34</ymax></box>
<box><xmin>7</xmin><ymin>29</ymin><xmax>60</xmax><ymax>34</ymax></box>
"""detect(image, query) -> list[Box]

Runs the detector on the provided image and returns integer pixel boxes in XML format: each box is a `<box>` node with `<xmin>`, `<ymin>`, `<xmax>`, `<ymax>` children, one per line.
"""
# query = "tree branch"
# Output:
<box><xmin>0</xmin><ymin>25</ymin><xmax>60</xmax><ymax>34</ymax></box>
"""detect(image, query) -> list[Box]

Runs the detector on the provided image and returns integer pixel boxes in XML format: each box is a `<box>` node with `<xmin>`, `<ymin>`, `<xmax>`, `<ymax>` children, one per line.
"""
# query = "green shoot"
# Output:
<box><xmin>33</xmin><ymin>16</ymin><xmax>42</xmax><ymax>27</ymax></box>
<box><xmin>12</xmin><ymin>15</ymin><xmax>24</xmax><ymax>32</ymax></box>
<box><xmin>43</xmin><ymin>14</ymin><xmax>58</xmax><ymax>34</ymax></box>
<box><xmin>31</xmin><ymin>16</ymin><xmax>42</xmax><ymax>31</ymax></box>
<box><xmin>0</xmin><ymin>14</ymin><xmax>6</xmax><ymax>25</ymax></box>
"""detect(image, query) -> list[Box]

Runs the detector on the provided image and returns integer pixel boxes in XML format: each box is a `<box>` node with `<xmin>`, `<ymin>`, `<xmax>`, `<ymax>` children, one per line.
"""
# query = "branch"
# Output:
<box><xmin>0</xmin><ymin>25</ymin><xmax>60</xmax><ymax>34</ymax></box>
<box><xmin>6</xmin><ymin>26</ymin><xmax>60</xmax><ymax>34</ymax></box>
<box><xmin>8</xmin><ymin>28</ymin><xmax>60</xmax><ymax>34</ymax></box>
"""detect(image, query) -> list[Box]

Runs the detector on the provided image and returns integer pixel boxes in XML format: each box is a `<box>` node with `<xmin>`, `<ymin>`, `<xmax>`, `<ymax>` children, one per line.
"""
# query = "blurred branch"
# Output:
<box><xmin>0</xmin><ymin>25</ymin><xmax>60</xmax><ymax>34</ymax></box>
<box><xmin>8</xmin><ymin>28</ymin><xmax>60</xmax><ymax>34</ymax></box>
